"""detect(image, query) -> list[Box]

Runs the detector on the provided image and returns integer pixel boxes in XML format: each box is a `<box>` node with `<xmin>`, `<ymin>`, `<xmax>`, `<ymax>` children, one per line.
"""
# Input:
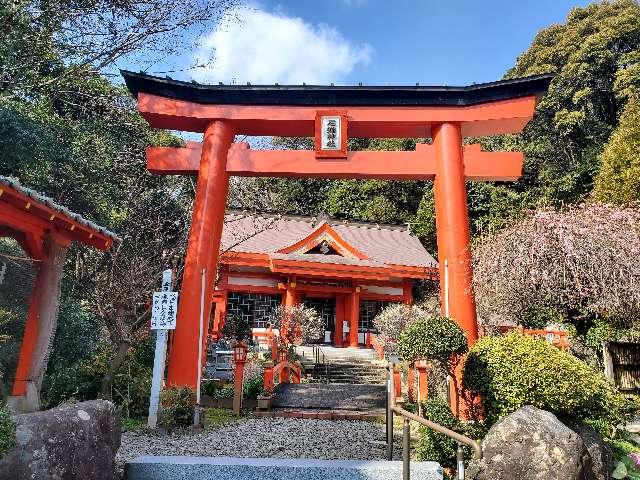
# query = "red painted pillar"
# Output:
<box><xmin>167</xmin><ymin>121</ymin><xmax>234</xmax><ymax>387</ymax></box>
<box><xmin>415</xmin><ymin>360</ymin><xmax>429</xmax><ymax>403</ymax></box>
<box><xmin>12</xmin><ymin>271</ymin><xmax>44</xmax><ymax>397</ymax></box>
<box><xmin>349</xmin><ymin>287</ymin><xmax>360</xmax><ymax>347</ymax></box>
<box><xmin>263</xmin><ymin>364</ymin><xmax>274</xmax><ymax>393</ymax></box>
<box><xmin>285</xmin><ymin>283</ymin><xmax>296</xmax><ymax>308</ymax></box>
<box><xmin>402</xmin><ymin>280</ymin><xmax>413</xmax><ymax>305</ymax></box>
<box><xmin>407</xmin><ymin>366</ymin><xmax>416</xmax><ymax>402</ymax></box>
<box><xmin>211</xmin><ymin>291</ymin><xmax>227</xmax><ymax>340</ymax></box>
<box><xmin>12</xmin><ymin>233</ymin><xmax>68</xmax><ymax>410</ymax></box>
<box><xmin>432</xmin><ymin>122</ymin><xmax>479</xmax><ymax>417</ymax></box>
<box><xmin>334</xmin><ymin>296</ymin><xmax>344</xmax><ymax>347</ymax></box>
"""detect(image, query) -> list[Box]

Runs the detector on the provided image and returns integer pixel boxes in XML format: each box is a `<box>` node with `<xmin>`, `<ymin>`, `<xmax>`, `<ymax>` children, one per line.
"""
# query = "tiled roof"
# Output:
<box><xmin>0</xmin><ymin>176</ymin><xmax>119</xmax><ymax>242</ymax></box>
<box><xmin>221</xmin><ymin>212</ymin><xmax>437</xmax><ymax>268</ymax></box>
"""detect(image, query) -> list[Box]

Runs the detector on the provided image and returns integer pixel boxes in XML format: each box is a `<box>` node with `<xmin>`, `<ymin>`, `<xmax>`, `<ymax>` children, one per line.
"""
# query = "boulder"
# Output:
<box><xmin>467</xmin><ymin>405</ymin><xmax>592</xmax><ymax>480</ymax></box>
<box><xmin>0</xmin><ymin>400</ymin><xmax>120</xmax><ymax>480</ymax></box>
<box><xmin>567</xmin><ymin>421</ymin><xmax>613</xmax><ymax>480</ymax></box>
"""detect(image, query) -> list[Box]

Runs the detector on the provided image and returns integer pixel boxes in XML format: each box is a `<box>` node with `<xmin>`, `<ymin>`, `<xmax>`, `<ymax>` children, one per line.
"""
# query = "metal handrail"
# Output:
<box><xmin>311</xmin><ymin>345</ymin><xmax>330</xmax><ymax>383</ymax></box>
<box><xmin>386</xmin><ymin>363</ymin><xmax>481</xmax><ymax>479</ymax></box>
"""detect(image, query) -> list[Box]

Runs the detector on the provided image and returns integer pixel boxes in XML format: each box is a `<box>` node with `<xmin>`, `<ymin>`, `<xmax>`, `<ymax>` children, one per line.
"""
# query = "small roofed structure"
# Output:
<box><xmin>213</xmin><ymin>212</ymin><xmax>438</xmax><ymax>347</ymax></box>
<box><xmin>0</xmin><ymin>176</ymin><xmax>118</xmax><ymax>412</ymax></box>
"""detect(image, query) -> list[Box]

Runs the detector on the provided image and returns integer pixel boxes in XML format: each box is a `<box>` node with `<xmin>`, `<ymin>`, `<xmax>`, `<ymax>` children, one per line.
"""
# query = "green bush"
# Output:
<box><xmin>221</xmin><ymin>311</ymin><xmax>252</xmax><ymax>342</ymax></box>
<box><xmin>243</xmin><ymin>375</ymin><xmax>263</xmax><ymax>400</ymax></box>
<box><xmin>217</xmin><ymin>384</ymin><xmax>235</xmax><ymax>398</ymax></box>
<box><xmin>0</xmin><ymin>403</ymin><xmax>15</xmax><ymax>457</ymax></box>
<box><xmin>201</xmin><ymin>380</ymin><xmax>220</xmax><ymax>397</ymax></box>
<box><xmin>415</xmin><ymin>398</ymin><xmax>462</xmax><ymax>469</ymax></box>
<box><xmin>462</xmin><ymin>331</ymin><xmax>628</xmax><ymax>426</ymax></box>
<box><xmin>159</xmin><ymin>387</ymin><xmax>195</xmax><ymax>430</ymax></box>
<box><xmin>397</xmin><ymin>315</ymin><xmax>468</xmax><ymax>365</ymax></box>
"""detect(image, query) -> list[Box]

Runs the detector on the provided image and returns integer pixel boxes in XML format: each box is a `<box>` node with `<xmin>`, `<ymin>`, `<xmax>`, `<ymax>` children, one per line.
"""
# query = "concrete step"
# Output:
<box><xmin>273</xmin><ymin>383</ymin><xmax>386</xmax><ymax>411</ymax></box>
<box><xmin>125</xmin><ymin>456</ymin><xmax>443</xmax><ymax>480</ymax></box>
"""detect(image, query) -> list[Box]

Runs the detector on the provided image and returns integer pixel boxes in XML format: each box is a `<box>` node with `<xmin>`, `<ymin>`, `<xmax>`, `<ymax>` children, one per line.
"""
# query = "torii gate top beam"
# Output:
<box><xmin>121</xmin><ymin>70</ymin><xmax>552</xmax><ymax>137</ymax></box>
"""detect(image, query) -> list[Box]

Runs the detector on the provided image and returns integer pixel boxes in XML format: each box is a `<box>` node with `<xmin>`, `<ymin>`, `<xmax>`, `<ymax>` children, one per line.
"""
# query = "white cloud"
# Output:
<box><xmin>192</xmin><ymin>7</ymin><xmax>372</xmax><ymax>85</ymax></box>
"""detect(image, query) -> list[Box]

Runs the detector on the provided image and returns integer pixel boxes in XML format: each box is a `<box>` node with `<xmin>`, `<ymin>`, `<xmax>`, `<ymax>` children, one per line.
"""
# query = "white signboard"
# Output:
<box><xmin>321</xmin><ymin>116</ymin><xmax>341</xmax><ymax>150</ymax></box>
<box><xmin>151</xmin><ymin>291</ymin><xmax>178</xmax><ymax>330</ymax></box>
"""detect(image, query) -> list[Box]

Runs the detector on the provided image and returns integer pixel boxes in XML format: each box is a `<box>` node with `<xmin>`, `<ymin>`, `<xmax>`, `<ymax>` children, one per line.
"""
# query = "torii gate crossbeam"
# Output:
<box><xmin>122</xmin><ymin>71</ymin><xmax>551</xmax><ymax>414</ymax></box>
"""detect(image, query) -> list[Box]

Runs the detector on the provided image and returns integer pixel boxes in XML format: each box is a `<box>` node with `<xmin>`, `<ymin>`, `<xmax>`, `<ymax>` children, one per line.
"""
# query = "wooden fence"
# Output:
<box><xmin>603</xmin><ymin>341</ymin><xmax>640</xmax><ymax>392</ymax></box>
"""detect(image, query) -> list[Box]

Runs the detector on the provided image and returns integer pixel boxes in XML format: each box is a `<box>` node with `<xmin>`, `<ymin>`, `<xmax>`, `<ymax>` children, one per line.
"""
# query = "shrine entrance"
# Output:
<box><xmin>122</xmin><ymin>71</ymin><xmax>552</xmax><ymax>413</ymax></box>
<box><xmin>303</xmin><ymin>296</ymin><xmax>335</xmax><ymax>344</ymax></box>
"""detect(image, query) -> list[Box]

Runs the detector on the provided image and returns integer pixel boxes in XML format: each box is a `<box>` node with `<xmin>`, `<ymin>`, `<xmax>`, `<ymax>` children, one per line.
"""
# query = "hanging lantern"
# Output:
<box><xmin>233</xmin><ymin>341</ymin><xmax>248</xmax><ymax>363</ymax></box>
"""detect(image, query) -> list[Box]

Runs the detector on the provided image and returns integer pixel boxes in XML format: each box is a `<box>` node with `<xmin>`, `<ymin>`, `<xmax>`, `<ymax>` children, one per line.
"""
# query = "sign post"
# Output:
<box><xmin>147</xmin><ymin>268</ymin><xmax>178</xmax><ymax>428</ymax></box>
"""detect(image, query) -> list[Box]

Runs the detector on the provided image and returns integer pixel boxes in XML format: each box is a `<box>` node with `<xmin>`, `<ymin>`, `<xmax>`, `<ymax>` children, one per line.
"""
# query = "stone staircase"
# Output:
<box><xmin>295</xmin><ymin>345</ymin><xmax>386</xmax><ymax>385</ymax></box>
<box><xmin>125</xmin><ymin>456</ymin><xmax>443</xmax><ymax>480</ymax></box>
<box><xmin>272</xmin><ymin>383</ymin><xmax>386</xmax><ymax>412</ymax></box>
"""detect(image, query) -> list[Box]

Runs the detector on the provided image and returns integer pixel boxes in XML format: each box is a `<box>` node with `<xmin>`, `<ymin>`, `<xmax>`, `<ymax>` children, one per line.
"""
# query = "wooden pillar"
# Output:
<box><xmin>349</xmin><ymin>287</ymin><xmax>360</xmax><ymax>347</ymax></box>
<box><xmin>432</xmin><ymin>122</ymin><xmax>479</xmax><ymax>417</ymax></box>
<box><xmin>402</xmin><ymin>279</ymin><xmax>413</xmax><ymax>305</ymax></box>
<box><xmin>416</xmin><ymin>361</ymin><xmax>429</xmax><ymax>403</ymax></box>
<box><xmin>334</xmin><ymin>295</ymin><xmax>344</xmax><ymax>347</ymax></box>
<box><xmin>285</xmin><ymin>282</ymin><xmax>296</xmax><ymax>308</ymax></box>
<box><xmin>11</xmin><ymin>233</ymin><xmax>68</xmax><ymax>412</ymax></box>
<box><xmin>211</xmin><ymin>290</ymin><xmax>227</xmax><ymax>340</ymax></box>
<box><xmin>407</xmin><ymin>366</ymin><xmax>416</xmax><ymax>402</ymax></box>
<box><xmin>167</xmin><ymin>121</ymin><xmax>234</xmax><ymax>387</ymax></box>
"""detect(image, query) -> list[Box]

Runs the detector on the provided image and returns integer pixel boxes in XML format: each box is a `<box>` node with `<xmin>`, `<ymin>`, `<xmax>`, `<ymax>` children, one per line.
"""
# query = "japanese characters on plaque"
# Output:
<box><xmin>151</xmin><ymin>291</ymin><xmax>178</xmax><ymax>330</ymax></box>
<box><xmin>321</xmin><ymin>116</ymin><xmax>341</xmax><ymax>150</ymax></box>
<box><xmin>315</xmin><ymin>110</ymin><xmax>347</xmax><ymax>158</ymax></box>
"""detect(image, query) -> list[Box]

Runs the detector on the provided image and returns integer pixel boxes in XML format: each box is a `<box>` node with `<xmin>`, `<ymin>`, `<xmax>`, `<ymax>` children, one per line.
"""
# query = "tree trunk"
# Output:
<box><xmin>99</xmin><ymin>340</ymin><xmax>131</xmax><ymax>399</ymax></box>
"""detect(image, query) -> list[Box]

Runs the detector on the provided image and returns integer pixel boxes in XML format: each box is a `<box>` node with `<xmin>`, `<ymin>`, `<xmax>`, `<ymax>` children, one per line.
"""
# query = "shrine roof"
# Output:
<box><xmin>0</xmin><ymin>176</ymin><xmax>119</xmax><ymax>250</ymax></box>
<box><xmin>221</xmin><ymin>211</ymin><xmax>437</xmax><ymax>269</ymax></box>
<box><xmin>121</xmin><ymin>70</ymin><xmax>553</xmax><ymax>107</ymax></box>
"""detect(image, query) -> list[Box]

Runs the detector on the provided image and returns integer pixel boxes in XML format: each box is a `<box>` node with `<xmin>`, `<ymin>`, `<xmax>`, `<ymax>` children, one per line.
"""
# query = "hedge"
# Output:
<box><xmin>462</xmin><ymin>331</ymin><xmax>628</xmax><ymax>427</ymax></box>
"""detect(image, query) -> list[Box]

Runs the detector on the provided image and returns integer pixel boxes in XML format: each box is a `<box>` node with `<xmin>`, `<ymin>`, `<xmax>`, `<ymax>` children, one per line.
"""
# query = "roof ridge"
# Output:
<box><xmin>225</xmin><ymin>209</ymin><xmax>410</xmax><ymax>231</ymax></box>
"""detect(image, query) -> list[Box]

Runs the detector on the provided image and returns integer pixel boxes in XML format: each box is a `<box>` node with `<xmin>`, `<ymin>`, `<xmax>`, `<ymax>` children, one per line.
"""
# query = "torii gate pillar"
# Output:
<box><xmin>433</xmin><ymin>122</ymin><xmax>478</xmax><ymax>342</ymax></box>
<box><xmin>433</xmin><ymin>122</ymin><xmax>478</xmax><ymax>417</ymax></box>
<box><xmin>166</xmin><ymin>121</ymin><xmax>234</xmax><ymax>387</ymax></box>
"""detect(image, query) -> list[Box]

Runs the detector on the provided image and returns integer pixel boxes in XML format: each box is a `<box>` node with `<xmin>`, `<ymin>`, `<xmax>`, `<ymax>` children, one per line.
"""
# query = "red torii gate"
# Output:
<box><xmin>122</xmin><ymin>72</ymin><xmax>551</xmax><ymax>402</ymax></box>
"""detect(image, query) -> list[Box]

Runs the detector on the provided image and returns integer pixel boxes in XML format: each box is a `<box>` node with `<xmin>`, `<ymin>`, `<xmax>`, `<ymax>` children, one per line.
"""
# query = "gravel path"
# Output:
<box><xmin>117</xmin><ymin>417</ymin><xmax>405</xmax><ymax>467</ymax></box>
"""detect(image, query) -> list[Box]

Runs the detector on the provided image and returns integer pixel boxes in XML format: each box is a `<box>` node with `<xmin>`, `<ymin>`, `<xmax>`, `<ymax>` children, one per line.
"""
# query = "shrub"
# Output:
<box><xmin>269</xmin><ymin>305</ymin><xmax>324</xmax><ymax>345</ymax></box>
<box><xmin>415</xmin><ymin>398</ymin><xmax>462</xmax><ymax>469</ymax></box>
<box><xmin>0</xmin><ymin>403</ymin><xmax>15</xmax><ymax>457</ymax></box>
<box><xmin>397</xmin><ymin>315</ymin><xmax>467</xmax><ymax>365</ymax></box>
<box><xmin>243</xmin><ymin>376</ymin><xmax>264</xmax><ymax>400</ymax></box>
<box><xmin>374</xmin><ymin>304</ymin><xmax>422</xmax><ymax>341</ymax></box>
<box><xmin>217</xmin><ymin>384</ymin><xmax>235</xmax><ymax>398</ymax></box>
<box><xmin>221</xmin><ymin>311</ymin><xmax>252</xmax><ymax>342</ymax></box>
<box><xmin>159</xmin><ymin>387</ymin><xmax>195</xmax><ymax>430</ymax></box>
<box><xmin>462</xmin><ymin>331</ymin><xmax>628</xmax><ymax>426</ymax></box>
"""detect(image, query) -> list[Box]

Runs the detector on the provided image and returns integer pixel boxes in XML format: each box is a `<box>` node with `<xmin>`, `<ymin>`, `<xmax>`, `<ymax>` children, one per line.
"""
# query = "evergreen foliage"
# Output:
<box><xmin>594</xmin><ymin>96</ymin><xmax>640</xmax><ymax>204</ymax></box>
<box><xmin>159</xmin><ymin>387</ymin><xmax>196</xmax><ymax>430</ymax></box>
<box><xmin>415</xmin><ymin>398</ymin><xmax>462</xmax><ymax>469</ymax></box>
<box><xmin>397</xmin><ymin>316</ymin><xmax>468</xmax><ymax>365</ymax></box>
<box><xmin>462</xmin><ymin>332</ymin><xmax>628</xmax><ymax>428</ymax></box>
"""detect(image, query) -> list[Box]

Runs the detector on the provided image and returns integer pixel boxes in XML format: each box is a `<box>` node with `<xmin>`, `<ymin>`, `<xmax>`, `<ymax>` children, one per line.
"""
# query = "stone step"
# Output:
<box><xmin>273</xmin><ymin>383</ymin><xmax>386</xmax><ymax>411</ymax></box>
<box><xmin>125</xmin><ymin>456</ymin><xmax>443</xmax><ymax>480</ymax></box>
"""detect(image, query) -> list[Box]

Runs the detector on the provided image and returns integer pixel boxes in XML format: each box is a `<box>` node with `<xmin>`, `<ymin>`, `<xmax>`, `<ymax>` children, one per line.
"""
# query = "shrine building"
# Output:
<box><xmin>212</xmin><ymin>212</ymin><xmax>438</xmax><ymax>347</ymax></box>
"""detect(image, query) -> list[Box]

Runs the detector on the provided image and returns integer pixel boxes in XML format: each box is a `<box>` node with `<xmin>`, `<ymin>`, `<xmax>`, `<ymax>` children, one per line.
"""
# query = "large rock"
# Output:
<box><xmin>467</xmin><ymin>406</ymin><xmax>593</xmax><ymax>480</ymax></box>
<box><xmin>567</xmin><ymin>421</ymin><xmax>613</xmax><ymax>480</ymax></box>
<box><xmin>0</xmin><ymin>400</ymin><xmax>120</xmax><ymax>480</ymax></box>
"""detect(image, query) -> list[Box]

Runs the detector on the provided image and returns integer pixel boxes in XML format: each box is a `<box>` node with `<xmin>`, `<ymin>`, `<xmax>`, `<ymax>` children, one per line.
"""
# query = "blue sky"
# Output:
<box><xmin>130</xmin><ymin>0</ymin><xmax>593</xmax><ymax>87</ymax></box>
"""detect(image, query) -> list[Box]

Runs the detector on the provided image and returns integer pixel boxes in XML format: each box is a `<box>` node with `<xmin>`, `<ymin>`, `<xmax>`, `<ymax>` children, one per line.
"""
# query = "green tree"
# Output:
<box><xmin>502</xmin><ymin>0</ymin><xmax>640</xmax><ymax>207</ymax></box>
<box><xmin>593</xmin><ymin>96</ymin><xmax>640</xmax><ymax>203</ymax></box>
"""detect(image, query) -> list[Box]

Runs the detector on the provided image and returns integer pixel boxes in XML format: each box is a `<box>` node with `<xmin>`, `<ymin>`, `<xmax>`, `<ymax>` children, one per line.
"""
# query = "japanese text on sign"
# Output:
<box><xmin>321</xmin><ymin>116</ymin><xmax>341</xmax><ymax>150</ymax></box>
<box><xmin>151</xmin><ymin>291</ymin><xmax>178</xmax><ymax>330</ymax></box>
